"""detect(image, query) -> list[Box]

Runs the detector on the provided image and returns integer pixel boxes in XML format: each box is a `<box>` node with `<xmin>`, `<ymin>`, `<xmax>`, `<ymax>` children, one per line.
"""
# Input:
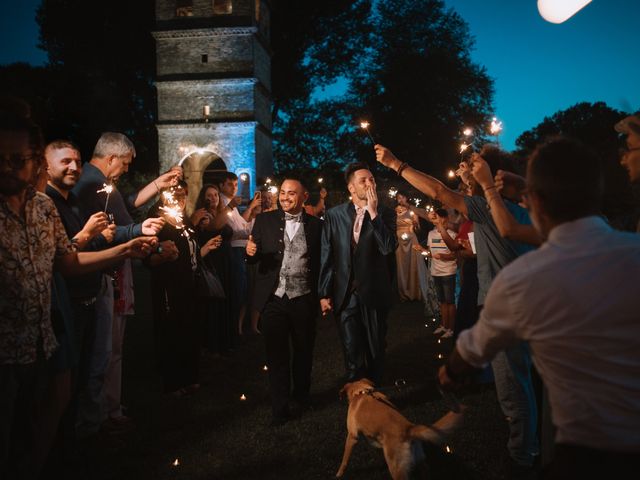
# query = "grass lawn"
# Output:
<box><xmin>80</xmin><ymin>265</ymin><xmax>512</xmax><ymax>480</ymax></box>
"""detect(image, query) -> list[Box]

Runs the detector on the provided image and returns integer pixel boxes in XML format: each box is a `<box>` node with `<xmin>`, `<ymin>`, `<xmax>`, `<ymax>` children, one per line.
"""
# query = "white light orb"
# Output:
<box><xmin>538</xmin><ymin>0</ymin><xmax>592</xmax><ymax>24</ymax></box>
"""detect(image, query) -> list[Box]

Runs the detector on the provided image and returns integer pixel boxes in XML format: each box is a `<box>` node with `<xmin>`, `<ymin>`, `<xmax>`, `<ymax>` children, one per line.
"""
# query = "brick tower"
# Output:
<box><xmin>153</xmin><ymin>0</ymin><xmax>272</xmax><ymax>208</ymax></box>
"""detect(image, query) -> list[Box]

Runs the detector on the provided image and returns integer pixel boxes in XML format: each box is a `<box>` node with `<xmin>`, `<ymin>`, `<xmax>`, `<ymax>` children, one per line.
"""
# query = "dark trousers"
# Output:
<box><xmin>541</xmin><ymin>444</ymin><xmax>640</xmax><ymax>479</ymax></box>
<box><xmin>261</xmin><ymin>293</ymin><xmax>317</xmax><ymax>418</ymax></box>
<box><xmin>337</xmin><ymin>291</ymin><xmax>388</xmax><ymax>385</ymax></box>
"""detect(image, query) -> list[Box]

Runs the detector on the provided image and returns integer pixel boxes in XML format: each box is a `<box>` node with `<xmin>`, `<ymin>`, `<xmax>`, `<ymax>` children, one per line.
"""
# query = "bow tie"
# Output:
<box><xmin>284</xmin><ymin>212</ymin><xmax>302</xmax><ymax>222</ymax></box>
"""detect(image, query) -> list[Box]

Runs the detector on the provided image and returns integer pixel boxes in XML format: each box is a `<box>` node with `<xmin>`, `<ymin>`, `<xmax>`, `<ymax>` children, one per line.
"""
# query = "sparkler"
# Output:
<box><xmin>462</xmin><ymin>127</ymin><xmax>473</xmax><ymax>137</ymax></box>
<box><xmin>388</xmin><ymin>187</ymin><xmax>398</xmax><ymax>199</ymax></box>
<box><xmin>160</xmin><ymin>189</ymin><xmax>191</xmax><ymax>238</ymax></box>
<box><xmin>97</xmin><ymin>183</ymin><xmax>114</xmax><ymax>213</ymax></box>
<box><xmin>262</xmin><ymin>365</ymin><xmax>268</xmax><ymax>372</ymax></box>
<box><xmin>459</xmin><ymin>143</ymin><xmax>470</xmax><ymax>154</ymax></box>
<box><xmin>447</xmin><ymin>170</ymin><xmax>455</xmax><ymax>179</ymax></box>
<box><xmin>268</xmin><ymin>186</ymin><xmax>278</xmax><ymax>195</ymax></box>
<box><xmin>359</xmin><ymin>121</ymin><xmax>376</xmax><ymax>145</ymax></box>
<box><xmin>317</xmin><ymin>177</ymin><xmax>323</xmax><ymax>184</ymax></box>
<box><xmin>401</xmin><ymin>233</ymin><xmax>409</xmax><ymax>240</ymax></box>
<box><xmin>413</xmin><ymin>198</ymin><xmax>421</xmax><ymax>207</ymax></box>
<box><xmin>239</xmin><ymin>172</ymin><xmax>249</xmax><ymax>182</ymax></box>
<box><xmin>490</xmin><ymin>116</ymin><xmax>503</xmax><ymax>147</ymax></box>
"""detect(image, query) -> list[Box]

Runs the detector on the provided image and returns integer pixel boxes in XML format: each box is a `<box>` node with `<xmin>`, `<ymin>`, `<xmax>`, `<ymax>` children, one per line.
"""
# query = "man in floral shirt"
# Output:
<box><xmin>0</xmin><ymin>102</ymin><xmax>155</xmax><ymax>479</ymax></box>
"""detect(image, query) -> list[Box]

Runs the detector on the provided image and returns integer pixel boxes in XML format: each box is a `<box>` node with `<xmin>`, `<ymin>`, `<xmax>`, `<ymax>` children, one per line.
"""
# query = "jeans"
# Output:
<box><xmin>492</xmin><ymin>342</ymin><xmax>540</xmax><ymax>466</ymax></box>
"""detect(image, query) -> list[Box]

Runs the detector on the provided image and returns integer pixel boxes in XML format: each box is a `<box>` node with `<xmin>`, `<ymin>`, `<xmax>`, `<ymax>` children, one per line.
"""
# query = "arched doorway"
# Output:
<box><xmin>179</xmin><ymin>150</ymin><xmax>227</xmax><ymax>212</ymax></box>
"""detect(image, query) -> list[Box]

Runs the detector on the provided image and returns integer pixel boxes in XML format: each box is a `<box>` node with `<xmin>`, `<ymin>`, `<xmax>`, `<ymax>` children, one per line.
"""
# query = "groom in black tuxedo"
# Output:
<box><xmin>319</xmin><ymin>162</ymin><xmax>397</xmax><ymax>384</ymax></box>
<box><xmin>246</xmin><ymin>179</ymin><xmax>322</xmax><ymax>426</ymax></box>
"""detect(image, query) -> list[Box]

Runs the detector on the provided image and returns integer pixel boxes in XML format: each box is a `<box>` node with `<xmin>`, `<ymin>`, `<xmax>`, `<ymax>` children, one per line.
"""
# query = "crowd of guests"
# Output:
<box><xmin>2</xmin><ymin>91</ymin><xmax>639</xmax><ymax>480</ymax></box>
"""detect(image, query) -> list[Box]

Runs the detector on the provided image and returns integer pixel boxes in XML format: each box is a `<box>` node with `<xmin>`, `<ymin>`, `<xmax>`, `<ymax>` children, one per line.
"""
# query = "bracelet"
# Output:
<box><xmin>153</xmin><ymin>181</ymin><xmax>160</xmax><ymax>193</ymax></box>
<box><xmin>396</xmin><ymin>162</ymin><xmax>409</xmax><ymax>176</ymax></box>
<box><xmin>483</xmin><ymin>185</ymin><xmax>497</xmax><ymax>192</ymax></box>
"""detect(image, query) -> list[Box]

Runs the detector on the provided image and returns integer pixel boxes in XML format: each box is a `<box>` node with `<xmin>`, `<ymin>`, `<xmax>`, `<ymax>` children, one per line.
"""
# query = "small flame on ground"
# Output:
<box><xmin>172</xmin><ymin>459</ymin><xmax>180</xmax><ymax>467</ymax></box>
<box><xmin>240</xmin><ymin>394</ymin><xmax>247</xmax><ymax>401</ymax></box>
<box><xmin>262</xmin><ymin>365</ymin><xmax>268</xmax><ymax>371</ymax></box>
<box><xmin>318</xmin><ymin>177</ymin><xmax>323</xmax><ymax>183</ymax></box>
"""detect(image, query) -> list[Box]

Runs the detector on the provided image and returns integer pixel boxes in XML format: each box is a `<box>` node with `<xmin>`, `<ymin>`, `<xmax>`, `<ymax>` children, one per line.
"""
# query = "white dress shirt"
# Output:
<box><xmin>457</xmin><ymin>216</ymin><xmax>640</xmax><ymax>452</ymax></box>
<box><xmin>221</xmin><ymin>193</ymin><xmax>254</xmax><ymax>248</ymax></box>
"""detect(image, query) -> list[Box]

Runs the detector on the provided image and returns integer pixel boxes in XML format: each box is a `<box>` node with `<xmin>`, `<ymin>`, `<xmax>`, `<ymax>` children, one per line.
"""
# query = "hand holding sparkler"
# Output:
<box><xmin>469</xmin><ymin>156</ymin><xmax>494</xmax><ymax>190</ymax></box>
<box><xmin>100</xmin><ymin>224</ymin><xmax>116</xmax><ymax>244</ymax></box>
<box><xmin>141</xmin><ymin>217</ymin><xmax>165</xmax><ymax>235</ymax></box>
<box><xmin>155</xmin><ymin>166</ymin><xmax>183</xmax><ymax>190</ymax></box>
<box><xmin>201</xmin><ymin>235</ymin><xmax>223</xmax><ymax>257</ymax></box>
<box><xmin>374</xmin><ymin>145</ymin><xmax>403</xmax><ymax>172</ymax></box>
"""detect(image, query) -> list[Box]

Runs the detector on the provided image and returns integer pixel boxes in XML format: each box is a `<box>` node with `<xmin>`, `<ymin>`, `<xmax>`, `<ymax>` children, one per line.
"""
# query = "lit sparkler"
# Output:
<box><xmin>268</xmin><ymin>186</ymin><xmax>278</xmax><ymax>195</ymax></box>
<box><xmin>239</xmin><ymin>172</ymin><xmax>249</xmax><ymax>182</ymax></box>
<box><xmin>160</xmin><ymin>188</ymin><xmax>190</xmax><ymax>238</ymax></box>
<box><xmin>401</xmin><ymin>233</ymin><xmax>409</xmax><ymax>240</ymax></box>
<box><xmin>459</xmin><ymin>143</ymin><xmax>470</xmax><ymax>154</ymax></box>
<box><xmin>447</xmin><ymin>170</ymin><xmax>455</xmax><ymax>179</ymax></box>
<box><xmin>388</xmin><ymin>187</ymin><xmax>398</xmax><ymax>199</ymax></box>
<box><xmin>359</xmin><ymin>121</ymin><xmax>376</xmax><ymax>145</ymax></box>
<box><xmin>445</xmin><ymin>445</ymin><xmax>452</xmax><ymax>454</ymax></box>
<box><xmin>317</xmin><ymin>177</ymin><xmax>323</xmax><ymax>184</ymax></box>
<box><xmin>413</xmin><ymin>198</ymin><xmax>421</xmax><ymax>207</ymax></box>
<box><xmin>463</xmin><ymin>127</ymin><xmax>473</xmax><ymax>137</ymax></box>
<box><xmin>172</xmin><ymin>459</ymin><xmax>180</xmax><ymax>467</ymax></box>
<box><xmin>262</xmin><ymin>365</ymin><xmax>268</xmax><ymax>372</ymax></box>
<box><xmin>97</xmin><ymin>183</ymin><xmax>114</xmax><ymax>212</ymax></box>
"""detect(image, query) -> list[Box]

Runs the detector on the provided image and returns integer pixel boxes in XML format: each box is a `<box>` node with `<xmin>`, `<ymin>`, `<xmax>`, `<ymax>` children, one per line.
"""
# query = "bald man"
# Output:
<box><xmin>246</xmin><ymin>179</ymin><xmax>323</xmax><ymax>426</ymax></box>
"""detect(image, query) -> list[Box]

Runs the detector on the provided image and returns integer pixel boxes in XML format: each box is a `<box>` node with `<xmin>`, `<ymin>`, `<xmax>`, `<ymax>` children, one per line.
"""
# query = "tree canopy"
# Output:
<box><xmin>274</xmin><ymin>0</ymin><xmax>495</xmax><ymax>179</ymax></box>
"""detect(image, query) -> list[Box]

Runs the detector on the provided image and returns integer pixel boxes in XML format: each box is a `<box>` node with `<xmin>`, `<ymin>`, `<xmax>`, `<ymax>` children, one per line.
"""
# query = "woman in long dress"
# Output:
<box><xmin>395</xmin><ymin>193</ymin><xmax>423</xmax><ymax>301</ymax></box>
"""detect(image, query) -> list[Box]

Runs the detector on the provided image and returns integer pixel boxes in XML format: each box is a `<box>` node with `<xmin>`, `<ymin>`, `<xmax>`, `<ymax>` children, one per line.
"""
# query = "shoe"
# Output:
<box><xmin>433</xmin><ymin>326</ymin><xmax>446</xmax><ymax>335</ymax></box>
<box><xmin>440</xmin><ymin>329</ymin><xmax>454</xmax><ymax>338</ymax></box>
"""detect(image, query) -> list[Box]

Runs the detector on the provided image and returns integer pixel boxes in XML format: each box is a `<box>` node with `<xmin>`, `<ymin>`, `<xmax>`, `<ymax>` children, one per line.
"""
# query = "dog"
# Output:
<box><xmin>336</xmin><ymin>379</ymin><xmax>464</xmax><ymax>480</ymax></box>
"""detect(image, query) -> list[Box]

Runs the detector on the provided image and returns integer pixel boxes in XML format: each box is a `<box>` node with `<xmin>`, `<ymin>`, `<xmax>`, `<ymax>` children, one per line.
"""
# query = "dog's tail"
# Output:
<box><xmin>409</xmin><ymin>409</ymin><xmax>465</xmax><ymax>445</ymax></box>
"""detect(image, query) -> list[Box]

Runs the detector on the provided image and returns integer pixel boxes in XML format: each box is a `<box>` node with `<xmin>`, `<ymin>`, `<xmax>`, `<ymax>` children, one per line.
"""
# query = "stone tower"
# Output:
<box><xmin>153</xmin><ymin>0</ymin><xmax>272</xmax><ymax>209</ymax></box>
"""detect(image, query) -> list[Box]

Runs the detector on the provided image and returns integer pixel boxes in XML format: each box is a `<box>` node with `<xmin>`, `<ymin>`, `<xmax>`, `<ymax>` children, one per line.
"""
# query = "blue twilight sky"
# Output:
<box><xmin>2</xmin><ymin>1</ymin><xmax>639</xmax><ymax>151</ymax></box>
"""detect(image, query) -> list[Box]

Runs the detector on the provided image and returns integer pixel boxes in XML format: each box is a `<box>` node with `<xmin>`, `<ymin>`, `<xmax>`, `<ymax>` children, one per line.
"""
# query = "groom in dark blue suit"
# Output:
<box><xmin>319</xmin><ymin>162</ymin><xmax>397</xmax><ymax>384</ymax></box>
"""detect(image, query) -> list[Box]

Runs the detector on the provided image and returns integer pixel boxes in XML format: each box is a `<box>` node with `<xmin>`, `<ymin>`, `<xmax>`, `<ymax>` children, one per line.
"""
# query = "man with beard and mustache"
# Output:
<box><xmin>318</xmin><ymin>162</ymin><xmax>397</xmax><ymax>385</ymax></box>
<box><xmin>246</xmin><ymin>179</ymin><xmax>322</xmax><ymax>426</ymax></box>
<box><xmin>0</xmin><ymin>100</ymin><xmax>156</xmax><ymax>479</ymax></box>
<box><xmin>438</xmin><ymin>137</ymin><xmax>640</xmax><ymax>478</ymax></box>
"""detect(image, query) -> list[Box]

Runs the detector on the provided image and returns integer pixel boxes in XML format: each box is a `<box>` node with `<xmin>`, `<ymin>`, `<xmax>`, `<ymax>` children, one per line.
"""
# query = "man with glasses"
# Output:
<box><xmin>0</xmin><ymin>101</ymin><xmax>156</xmax><ymax>479</ymax></box>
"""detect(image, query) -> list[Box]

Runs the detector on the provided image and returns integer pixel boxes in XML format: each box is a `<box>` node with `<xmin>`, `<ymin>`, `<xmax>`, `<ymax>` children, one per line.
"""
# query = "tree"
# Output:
<box><xmin>274</xmin><ymin>0</ymin><xmax>494</xmax><ymax>180</ymax></box>
<box><xmin>515</xmin><ymin>102</ymin><xmax>638</xmax><ymax>229</ymax></box>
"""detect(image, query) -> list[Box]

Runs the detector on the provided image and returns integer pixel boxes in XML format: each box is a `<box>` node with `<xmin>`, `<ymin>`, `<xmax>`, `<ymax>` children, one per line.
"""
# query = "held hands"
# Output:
<box><xmin>245</xmin><ymin>234</ymin><xmax>257</xmax><ymax>257</ymax></box>
<box><xmin>320</xmin><ymin>297</ymin><xmax>333</xmax><ymax>316</ymax></box>
<box><xmin>126</xmin><ymin>236</ymin><xmax>158</xmax><ymax>258</ymax></box>
<box><xmin>142</xmin><ymin>217</ymin><xmax>165</xmax><ymax>235</ymax></box>
<box><xmin>374</xmin><ymin>144</ymin><xmax>402</xmax><ymax>171</ymax></box>
<box><xmin>201</xmin><ymin>235</ymin><xmax>222</xmax><ymax>257</ymax></box>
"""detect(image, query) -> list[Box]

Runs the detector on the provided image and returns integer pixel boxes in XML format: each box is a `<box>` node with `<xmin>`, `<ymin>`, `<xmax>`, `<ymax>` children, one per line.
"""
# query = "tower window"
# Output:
<box><xmin>213</xmin><ymin>0</ymin><xmax>232</xmax><ymax>15</ymax></box>
<box><xmin>201</xmin><ymin>54</ymin><xmax>208</xmax><ymax>63</ymax></box>
<box><xmin>176</xmin><ymin>0</ymin><xmax>193</xmax><ymax>17</ymax></box>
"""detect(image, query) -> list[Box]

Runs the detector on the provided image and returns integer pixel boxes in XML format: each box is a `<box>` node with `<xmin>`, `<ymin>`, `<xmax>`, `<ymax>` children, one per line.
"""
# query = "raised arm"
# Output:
<box><xmin>375</xmin><ymin>145</ymin><xmax>468</xmax><ymax>215</ymax></box>
<box><xmin>471</xmin><ymin>157</ymin><xmax>542</xmax><ymax>246</ymax></box>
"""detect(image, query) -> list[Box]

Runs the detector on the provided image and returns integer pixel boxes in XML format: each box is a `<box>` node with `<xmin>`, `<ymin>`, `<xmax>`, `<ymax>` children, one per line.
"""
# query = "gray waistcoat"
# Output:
<box><xmin>274</xmin><ymin>223</ymin><xmax>311</xmax><ymax>299</ymax></box>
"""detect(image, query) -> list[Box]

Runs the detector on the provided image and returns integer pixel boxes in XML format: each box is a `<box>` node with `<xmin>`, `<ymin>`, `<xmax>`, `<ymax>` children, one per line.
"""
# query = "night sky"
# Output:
<box><xmin>2</xmin><ymin>0</ymin><xmax>639</xmax><ymax>150</ymax></box>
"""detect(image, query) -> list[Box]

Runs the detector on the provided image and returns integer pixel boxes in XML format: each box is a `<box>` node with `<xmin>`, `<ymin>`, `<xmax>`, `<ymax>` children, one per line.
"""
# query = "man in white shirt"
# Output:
<box><xmin>217</xmin><ymin>172</ymin><xmax>261</xmax><ymax>335</ymax></box>
<box><xmin>439</xmin><ymin>137</ymin><xmax>640</xmax><ymax>478</ymax></box>
<box><xmin>427</xmin><ymin>208</ymin><xmax>457</xmax><ymax>338</ymax></box>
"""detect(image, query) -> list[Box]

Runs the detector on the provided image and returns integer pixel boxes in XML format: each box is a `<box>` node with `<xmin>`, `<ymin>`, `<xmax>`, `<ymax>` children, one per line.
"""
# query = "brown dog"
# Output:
<box><xmin>336</xmin><ymin>379</ymin><xmax>463</xmax><ymax>480</ymax></box>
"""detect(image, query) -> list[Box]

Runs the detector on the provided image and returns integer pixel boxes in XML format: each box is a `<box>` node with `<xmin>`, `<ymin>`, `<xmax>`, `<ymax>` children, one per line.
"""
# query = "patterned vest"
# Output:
<box><xmin>274</xmin><ymin>223</ymin><xmax>311</xmax><ymax>298</ymax></box>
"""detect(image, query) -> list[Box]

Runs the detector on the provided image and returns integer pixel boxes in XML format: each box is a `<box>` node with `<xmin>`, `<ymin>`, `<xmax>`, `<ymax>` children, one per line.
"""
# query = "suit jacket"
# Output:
<box><xmin>319</xmin><ymin>202</ymin><xmax>397</xmax><ymax>312</ymax></box>
<box><xmin>248</xmin><ymin>209</ymin><xmax>323</xmax><ymax>312</ymax></box>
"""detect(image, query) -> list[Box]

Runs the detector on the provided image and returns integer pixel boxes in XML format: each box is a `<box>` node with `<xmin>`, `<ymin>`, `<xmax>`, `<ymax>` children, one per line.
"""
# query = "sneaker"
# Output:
<box><xmin>433</xmin><ymin>326</ymin><xmax>446</xmax><ymax>335</ymax></box>
<box><xmin>440</xmin><ymin>329</ymin><xmax>454</xmax><ymax>339</ymax></box>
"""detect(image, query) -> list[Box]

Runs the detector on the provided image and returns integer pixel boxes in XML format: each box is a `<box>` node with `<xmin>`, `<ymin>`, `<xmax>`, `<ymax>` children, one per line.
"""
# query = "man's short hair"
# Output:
<box><xmin>615</xmin><ymin>114</ymin><xmax>640</xmax><ymax>136</ymax></box>
<box><xmin>218</xmin><ymin>171</ymin><xmax>238</xmax><ymax>184</ymax></box>
<box><xmin>435</xmin><ymin>208</ymin><xmax>448</xmax><ymax>218</ymax></box>
<box><xmin>479</xmin><ymin>144</ymin><xmax>516</xmax><ymax>174</ymax></box>
<box><xmin>282</xmin><ymin>177</ymin><xmax>306</xmax><ymax>192</ymax></box>
<box><xmin>92</xmin><ymin>132</ymin><xmax>136</xmax><ymax>159</ymax></box>
<box><xmin>344</xmin><ymin>161</ymin><xmax>370</xmax><ymax>184</ymax></box>
<box><xmin>45</xmin><ymin>139</ymin><xmax>81</xmax><ymax>155</ymax></box>
<box><xmin>527</xmin><ymin>136</ymin><xmax>603</xmax><ymax>223</ymax></box>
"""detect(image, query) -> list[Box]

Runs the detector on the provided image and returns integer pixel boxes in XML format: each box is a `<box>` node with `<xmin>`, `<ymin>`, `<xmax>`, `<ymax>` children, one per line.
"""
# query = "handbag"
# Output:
<box><xmin>195</xmin><ymin>261</ymin><xmax>226</xmax><ymax>299</ymax></box>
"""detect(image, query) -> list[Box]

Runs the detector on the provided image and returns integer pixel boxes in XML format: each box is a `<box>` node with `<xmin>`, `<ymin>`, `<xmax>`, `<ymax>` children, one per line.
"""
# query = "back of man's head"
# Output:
<box><xmin>527</xmin><ymin>136</ymin><xmax>603</xmax><ymax>223</ymax></box>
<box><xmin>344</xmin><ymin>161</ymin><xmax>370</xmax><ymax>184</ymax></box>
<box><xmin>92</xmin><ymin>132</ymin><xmax>135</xmax><ymax>159</ymax></box>
<box><xmin>218</xmin><ymin>171</ymin><xmax>238</xmax><ymax>184</ymax></box>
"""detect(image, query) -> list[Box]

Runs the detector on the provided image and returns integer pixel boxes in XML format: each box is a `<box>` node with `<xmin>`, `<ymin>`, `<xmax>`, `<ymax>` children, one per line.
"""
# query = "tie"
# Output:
<box><xmin>353</xmin><ymin>206</ymin><xmax>366</xmax><ymax>244</ymax></box>
<box><xmin>284</xmin><ymin>212</ymin><xmax>302</xmax><ymax>222</ymax></box>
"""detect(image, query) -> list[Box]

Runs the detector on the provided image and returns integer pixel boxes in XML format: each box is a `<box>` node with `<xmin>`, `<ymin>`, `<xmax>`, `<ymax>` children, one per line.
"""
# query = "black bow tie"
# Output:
<box><xmin>284</xmin><ymin>212</ymin><xmax>302</xmax><ymax>222</ymax></box>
